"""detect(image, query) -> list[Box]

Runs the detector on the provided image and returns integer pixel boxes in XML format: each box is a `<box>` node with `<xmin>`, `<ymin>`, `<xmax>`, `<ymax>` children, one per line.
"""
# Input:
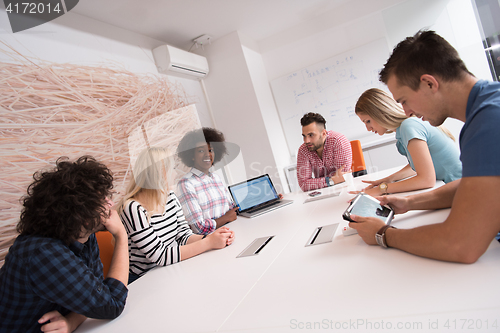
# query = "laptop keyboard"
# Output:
<box><xmin>245</xmin><ymin>200</ymin><xmax>280</xmax><ymax>214</ymax></box>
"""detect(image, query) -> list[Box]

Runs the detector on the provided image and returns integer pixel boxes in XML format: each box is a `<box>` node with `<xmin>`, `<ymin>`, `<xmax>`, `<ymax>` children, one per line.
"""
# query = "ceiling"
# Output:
<box><xmin>70</xmin><ymin>0</ymin><xmax>357</xmax><ymax>50</ymax></box>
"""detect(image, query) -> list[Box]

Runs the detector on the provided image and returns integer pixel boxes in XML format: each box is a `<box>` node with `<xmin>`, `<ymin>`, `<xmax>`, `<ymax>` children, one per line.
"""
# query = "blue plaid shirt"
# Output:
<box><xmin>0</xmin><ymin>233</ymin><xmax>128</xmax><ymax>332</ymax></box>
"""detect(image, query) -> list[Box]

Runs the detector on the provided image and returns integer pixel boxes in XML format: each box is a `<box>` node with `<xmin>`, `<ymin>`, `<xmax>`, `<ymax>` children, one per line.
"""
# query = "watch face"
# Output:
<box><xmin>375</xmin><ymin>233</ymin><xmax>385</xmax><ymax>247</ymax></box>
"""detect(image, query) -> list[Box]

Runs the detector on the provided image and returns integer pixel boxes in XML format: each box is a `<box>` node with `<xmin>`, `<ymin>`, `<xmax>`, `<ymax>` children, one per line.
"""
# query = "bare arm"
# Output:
<box><xmin>180</xmin><ymin>227</ymin><xmax>234</xmax><ymax>260</ymax></box>
<box><xmin>384</xmin><ymin>164</ymin><xmax>416</xmax><ymax>183</ymax></box>
<box><xmin>379</xmin><ymin>178</ymin><xmax>461</xmax><ymax>213</ymax></box>
<box><xmin>355</xmin><ymin>164</ymin><xmax>415</xmax><ymax>194</ymax></box>
<box><xmin>361</xmin><ymin>139</ymin><xmax>435</xmax><ymax>196</ymax></box>
<box><xmin>351</xmin><ymin>177</ymin><xmax>500</xmax><ymax>263</ymax></box>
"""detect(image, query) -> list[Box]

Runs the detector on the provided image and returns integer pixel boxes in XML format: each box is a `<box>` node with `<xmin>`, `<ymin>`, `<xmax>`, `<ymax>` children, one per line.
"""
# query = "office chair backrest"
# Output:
<box><xmin>95</xmin><ymin>231</ymin><xmax>114</xmax><ymax>278</ymax></box>
<box><xmin>350</xmin><ymin>140</ymin><xmax>367</xmax><ymax>177</ymax></box>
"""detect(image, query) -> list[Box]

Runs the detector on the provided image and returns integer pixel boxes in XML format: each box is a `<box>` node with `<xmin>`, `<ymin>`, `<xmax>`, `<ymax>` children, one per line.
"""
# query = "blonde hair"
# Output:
<box><xmin>117</xmin><ymin>147</ymin><xmax>173</xmax><ymax>223</ymax></box>
<box><xmin>355</xmin><ymin>88</ymin><xmax>455</xmax><ymax>141</ymax></box>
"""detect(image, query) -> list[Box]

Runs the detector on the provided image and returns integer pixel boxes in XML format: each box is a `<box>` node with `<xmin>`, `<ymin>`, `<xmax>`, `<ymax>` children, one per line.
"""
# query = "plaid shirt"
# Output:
<box><xmin>177</xmin><ymin>168</ymin><xmax>234</xmax><ymax>235</ymax></box>
<box><xmin>0</xmin><ymin>234</ymin><xmax>128</xmax><ymax>332</ymax></box>
<box><xmin>297</xmin><ymin>130</ymin><xmax>352</xmax><ymax>191</ymax></box>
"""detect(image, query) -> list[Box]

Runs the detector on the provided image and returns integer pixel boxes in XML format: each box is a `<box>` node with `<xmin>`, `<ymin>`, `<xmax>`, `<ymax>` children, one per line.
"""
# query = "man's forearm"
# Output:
<box><xmin>384</xmin><ymin>224</ymin><xmax>463</xmax><ymax>262</ymax></box>
<box><xmin>106</xmin><ymin>232</ymin><xmax>129</xmax><ymax>286</ymax></box>
<box><xmin>407</xmin><ymin>179</ymin><xmax>460</xmax><ymax>210</ymax></box>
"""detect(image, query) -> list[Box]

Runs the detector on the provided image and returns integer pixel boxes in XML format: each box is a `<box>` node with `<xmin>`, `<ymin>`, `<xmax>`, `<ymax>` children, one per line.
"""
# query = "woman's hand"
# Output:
<box><xmin>223</xmin><ymin>207</ymin><xmax>239</xmax><ymax>222</ymax></box>
<box><xmin>349</xmin><ymin>178</ymin><xmax>388</xmax><ymax>196</ymax></box>
<box><xmin>226</xmin><ymin>229</ymin><xmax>235</xmax><ymax>246</ymax></box>
<box><xmin>207</xmin><ymin>227</ymin><xmax>233</xmax><ymax>249</ymax></box>
<box><xmin>359</xmin><ymin>186</ymin><xmax>383</xmax><ymax>196</ymax></box>
<box><xmin>215</xmin><ymin>208</ymin><xmax>239</xmax><ymax>227</ymax></box>
<box><xmin>361</xmin><ymin>179</ymin><xmax>384</xmax><ymax>187</ymax></box>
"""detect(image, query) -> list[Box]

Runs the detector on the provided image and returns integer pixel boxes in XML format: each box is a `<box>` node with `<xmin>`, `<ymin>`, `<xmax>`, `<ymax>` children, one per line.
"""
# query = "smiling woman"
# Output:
<box><xmin>353</xmin><ymin>88</ymin><xmax>462</xmax><ymax>196</ymax></box>
<box><xmin>176</xmin><ymin>128</ymin><xmax>238</xmax><ymax>235</ymax></box>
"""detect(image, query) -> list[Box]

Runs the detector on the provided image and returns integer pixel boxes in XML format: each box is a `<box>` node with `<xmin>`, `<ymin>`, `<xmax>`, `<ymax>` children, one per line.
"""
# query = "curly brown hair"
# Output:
<box><xmin>17</xmin><ymin>156</ymin><xmax>114</xmax><ymax>244</ymax></box>
<box><xmin>177</xmin><ymin>127</ymin><xmax>227</xmax><ymax>167</ymax></box>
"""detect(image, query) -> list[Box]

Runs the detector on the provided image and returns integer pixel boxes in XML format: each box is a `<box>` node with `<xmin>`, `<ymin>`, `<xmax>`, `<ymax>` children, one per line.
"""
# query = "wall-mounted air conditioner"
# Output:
<box><xmin>152</xmin><ymin>45</ymin><xmax>209</xmax><ymax>80</ymax></box>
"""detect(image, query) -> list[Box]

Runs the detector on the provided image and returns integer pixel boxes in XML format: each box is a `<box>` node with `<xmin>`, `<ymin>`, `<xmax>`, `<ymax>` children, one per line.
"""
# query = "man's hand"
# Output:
<box><xmin>102</xmin><ymin>209</ymin><xmax>126</xmax><ymax>238</ymax></box>
<box><xmin>348</xmin><ymin>215</ymin><xmax>387</xmax><ymax>245</ymax></box>
<box><xmin>377</xmin><ymin>195</ymin><xmax>411</xmax><ymax>215</ymax></box>
<box><xmin>330</xmin><ymin>164</ymin><xmax>351</xmax><ymax>184</ymax></box>
<box><xmin>39</xmin><ymin>311</ymin><xmax>69</xmax><ymax>333</ymax></box>
<box><xmin>39</xmin><ymin>311</ymin><xmax>85</xmax><ymax>333</ymax></box>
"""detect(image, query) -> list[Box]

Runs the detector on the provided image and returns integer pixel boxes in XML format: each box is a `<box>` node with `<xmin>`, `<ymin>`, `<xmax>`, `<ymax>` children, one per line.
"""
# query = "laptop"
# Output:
<box><xmin>228</xmin><ymin>174</ymin><xmax>293</xmax><ymax>218</ymax></box>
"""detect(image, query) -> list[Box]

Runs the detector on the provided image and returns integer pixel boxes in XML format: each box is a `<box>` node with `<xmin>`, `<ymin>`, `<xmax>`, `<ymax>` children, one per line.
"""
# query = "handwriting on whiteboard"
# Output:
<box><xmin>271</xmin><ymin>39</ymin><xmax>391</xmax><ymax>156</ymax></box>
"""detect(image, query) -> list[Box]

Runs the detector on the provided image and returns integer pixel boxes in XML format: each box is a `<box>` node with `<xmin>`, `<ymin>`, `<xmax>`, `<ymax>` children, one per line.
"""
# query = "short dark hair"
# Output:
<box><xmin>17</xmin><ymin>156</ymin><xmax>114</xmax><ymax>244</ymax></box>
<box><xmin>300</xmin><ymin>112</ymin><xmax>326</xmax><ymax>129</ymax></box>
<box><xmin>177</xmin><ymin>127</ymin><xmax>228</xmax><ymax>167</ymax></box>
<box><xmin>379</xmin><ymin>30</ymin><xmax>473</xmax><ymax>90</ymax></box>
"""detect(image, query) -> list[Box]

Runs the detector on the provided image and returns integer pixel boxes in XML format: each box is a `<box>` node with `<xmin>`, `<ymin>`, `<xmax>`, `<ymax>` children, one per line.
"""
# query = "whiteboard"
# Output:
<box><xmin>270</xmin><ymin>39</ymin><xmax>391</xmax><ymax>157</ymax></box>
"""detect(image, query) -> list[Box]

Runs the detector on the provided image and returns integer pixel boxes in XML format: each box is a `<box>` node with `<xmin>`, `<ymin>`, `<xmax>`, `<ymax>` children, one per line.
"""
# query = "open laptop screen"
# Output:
<box><xmin>229</xmin><ymin>174</ymin><xmax>278</xmax><ymax>211</ymax></box>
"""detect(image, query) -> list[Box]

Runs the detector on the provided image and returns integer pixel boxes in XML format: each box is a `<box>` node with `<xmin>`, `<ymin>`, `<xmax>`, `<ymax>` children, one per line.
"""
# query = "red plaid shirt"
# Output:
<box><xmin>296</xmin><ymin>131</ymin><xmax>352</xmax><ymax>191</ymax></box>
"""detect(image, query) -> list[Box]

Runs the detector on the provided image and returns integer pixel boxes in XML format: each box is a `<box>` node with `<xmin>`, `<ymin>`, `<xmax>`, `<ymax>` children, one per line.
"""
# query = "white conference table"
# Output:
<box><xmin>77</xmin><ymin>167</ymin><xmax>500</xmax><ymax>333</ymax></box>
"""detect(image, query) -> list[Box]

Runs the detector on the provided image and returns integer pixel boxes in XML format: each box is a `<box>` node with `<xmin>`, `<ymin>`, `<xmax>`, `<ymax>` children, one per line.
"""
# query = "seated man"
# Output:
<box><xmin>350</xmin><ymin>30</ymin><xmax>500</xmax><ymax>263</ymax></box>
<box><xmin>0</xmin><ymin>156</ymin><xmax>129</xmax><ymax>332</ymax></box>
<box><xmin>296</xmin><ymin>112</ymin><xmax>352</xmax><ymax>191</ymax></box>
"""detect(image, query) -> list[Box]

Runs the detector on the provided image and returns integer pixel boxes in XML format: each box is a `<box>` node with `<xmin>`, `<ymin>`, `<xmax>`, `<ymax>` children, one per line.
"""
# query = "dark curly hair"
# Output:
<box><xmin>177</xmin><ymin>127</ymin><xmax>228</xmax><ymax>167</ymax></box>
<box><xmin>300</xmin><ymin>112</ymin><xmax>326</xmax><ymax>129</ymax></box>
<box><xmin>17</xmin><ymin>156</ymin><xmax>114</xmax><ymax>244</ymax></box>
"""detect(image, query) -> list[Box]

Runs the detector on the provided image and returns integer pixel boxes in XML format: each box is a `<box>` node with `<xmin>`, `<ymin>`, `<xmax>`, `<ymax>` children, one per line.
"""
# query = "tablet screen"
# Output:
<box><xmin>344</xmin><ymin>193</ymin><xmax>393</xmax><ymax>224</ymax></box>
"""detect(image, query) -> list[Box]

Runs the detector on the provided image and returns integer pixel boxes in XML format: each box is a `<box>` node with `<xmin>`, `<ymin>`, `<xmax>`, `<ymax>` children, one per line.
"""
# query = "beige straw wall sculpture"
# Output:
<box><xmin>0</xmin><ymin>46</ymin><xmax>202</xmax><ymax>266</ymax></box>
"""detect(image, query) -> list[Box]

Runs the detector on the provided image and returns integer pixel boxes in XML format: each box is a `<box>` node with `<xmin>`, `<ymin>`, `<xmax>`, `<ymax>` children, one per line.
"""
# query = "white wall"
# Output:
<box><xmin>195</xmin><ymin>31</ymin><xmax>288</xmax><ymax>193</ymax></box>
<box><xmin>239</xmin><ymin>34</ymin><xmax>292</xmax><ymax>190</ymax></box>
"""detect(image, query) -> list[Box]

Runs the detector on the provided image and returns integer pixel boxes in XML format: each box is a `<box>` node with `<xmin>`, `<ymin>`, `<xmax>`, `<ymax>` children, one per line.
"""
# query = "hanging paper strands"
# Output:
<box><xmin>0</xmin><ymin>44</ymin><xmax>201</xmax><ymax>266</ymax></box>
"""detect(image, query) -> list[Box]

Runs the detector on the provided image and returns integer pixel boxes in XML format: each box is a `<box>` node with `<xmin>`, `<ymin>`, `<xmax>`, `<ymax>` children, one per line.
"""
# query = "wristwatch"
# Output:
<box><xmin>375</xmin><ymin>225</ymin><xmax>395</xmax><ymax>248</ymax></box>
<box><xmin>326</xmin><ymin>176</ymin><xmax>334</xmax><ymax>187</ymax></box>
<box><xmin>379</xmin><ymin>182</ymin><xmax>388</xmax><ymax>194</ymax></box>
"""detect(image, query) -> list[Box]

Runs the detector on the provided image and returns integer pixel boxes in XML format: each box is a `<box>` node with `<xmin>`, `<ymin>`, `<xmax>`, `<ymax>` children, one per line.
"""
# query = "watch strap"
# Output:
<box><xmin>379</xmin><ymin>182</ymin><xmax>388</xmax><ymax>194</ymax></box>
<box><xmin>376</xmin><ymin>225</ymin><xmax>395</xmax><ymax>248</ymax></box>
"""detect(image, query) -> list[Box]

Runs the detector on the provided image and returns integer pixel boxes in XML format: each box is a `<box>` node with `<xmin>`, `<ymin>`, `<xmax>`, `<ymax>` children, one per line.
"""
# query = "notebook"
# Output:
<box><xmin>228</xmin><ymin>174</ymin><xmax>293</xmax><ymax>218</ymax></box>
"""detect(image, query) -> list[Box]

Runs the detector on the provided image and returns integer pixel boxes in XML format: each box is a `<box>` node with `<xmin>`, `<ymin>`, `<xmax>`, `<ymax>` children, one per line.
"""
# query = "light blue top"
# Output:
<box><xmin>395</xmin><ymin>117</ymin><xmax>462</xmax><ymax>183</ymax></box>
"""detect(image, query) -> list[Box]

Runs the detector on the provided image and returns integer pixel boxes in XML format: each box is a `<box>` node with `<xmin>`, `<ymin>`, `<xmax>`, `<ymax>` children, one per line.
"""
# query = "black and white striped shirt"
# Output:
<box><xmin>120</xmin><ymin>191</ymin><xmax>193</xmax><ymax>277</ymax></box>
